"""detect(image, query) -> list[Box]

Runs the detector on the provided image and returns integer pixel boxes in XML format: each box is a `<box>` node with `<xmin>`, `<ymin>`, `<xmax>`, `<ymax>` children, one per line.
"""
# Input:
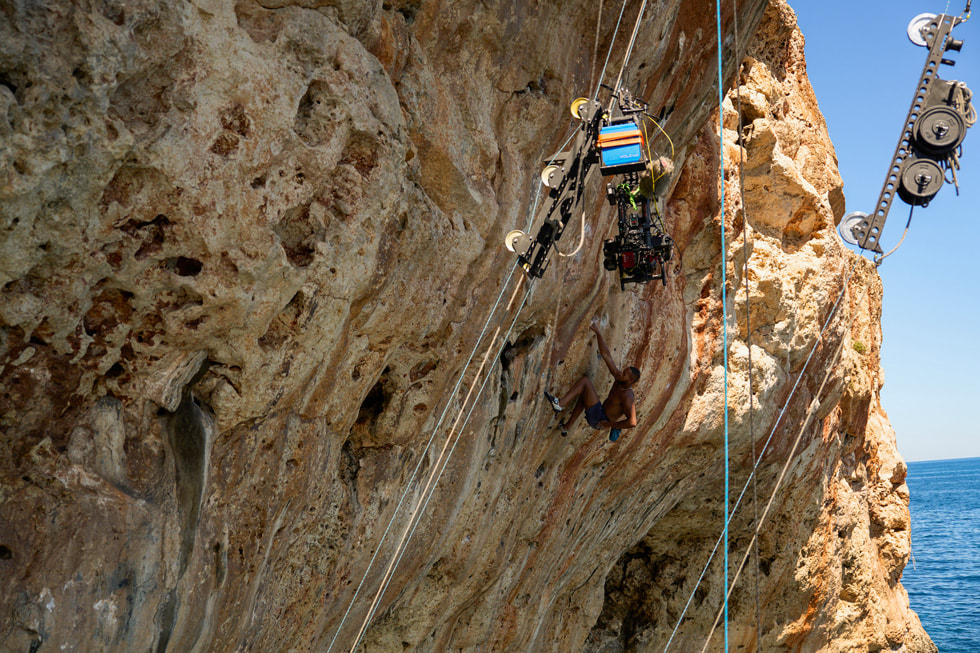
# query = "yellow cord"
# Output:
<box><xmin>642</xmin><ymin>120</ymin><xmax>654</xmax><ymax>172</ymax></box>
<box><xmin>645</xmin><ymin>114</ymin><xmax>675</xmax><ymax>159</ymax></box>
<box><xmin>642</xmin><ymin>114</ymin><xmax>675</xmax><ymax>182</ymax></box>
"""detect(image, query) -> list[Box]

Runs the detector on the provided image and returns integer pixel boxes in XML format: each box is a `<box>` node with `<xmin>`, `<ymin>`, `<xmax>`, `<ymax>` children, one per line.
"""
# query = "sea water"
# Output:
<box><xmin>904</xmin><ymin>457</ymin><xmax>980</xmax><ymax>651</ymax></box>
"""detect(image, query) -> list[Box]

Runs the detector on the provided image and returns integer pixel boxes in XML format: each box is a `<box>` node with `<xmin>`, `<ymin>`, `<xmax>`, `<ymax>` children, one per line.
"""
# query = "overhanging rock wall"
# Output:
<box><xmin>0</xmin><ymin>0</ymin><xmax>933</xmax><ymax>651</ymax></box>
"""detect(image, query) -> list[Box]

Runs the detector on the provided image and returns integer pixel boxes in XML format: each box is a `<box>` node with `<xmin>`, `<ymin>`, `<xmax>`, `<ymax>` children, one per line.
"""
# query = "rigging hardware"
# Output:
<box><xmin>602</xmin><ymin>176</ymin><xmax>673</xmax><ymax>289</ymax></box>
<box><xmin>507</xmin><ymin>86</ymin><xmax>674</xmax><ymax>287</ymax></box>
<box><xmin>841</xmin><ymin>11</ymin><xmax>974</xmax><ymax>256</ymax></box>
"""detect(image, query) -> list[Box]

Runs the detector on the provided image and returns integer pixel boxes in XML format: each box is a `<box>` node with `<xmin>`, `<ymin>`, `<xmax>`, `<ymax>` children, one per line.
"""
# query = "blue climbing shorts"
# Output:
<box><xmin>585</xmin><ymin>402</ymin><xmax>608</xmax><ymax>429</ymax></box>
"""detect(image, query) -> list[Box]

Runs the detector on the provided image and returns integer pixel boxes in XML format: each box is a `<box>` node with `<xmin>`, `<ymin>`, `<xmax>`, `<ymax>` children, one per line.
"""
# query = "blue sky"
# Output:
<box><xmin>793</xmin><ymin>1</ymin><xmax>979</xmax><ymax>462</ymax></box>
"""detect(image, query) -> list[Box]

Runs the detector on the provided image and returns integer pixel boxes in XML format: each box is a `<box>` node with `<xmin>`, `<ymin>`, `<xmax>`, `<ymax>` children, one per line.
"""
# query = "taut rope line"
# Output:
<box><xmin>729</xmin><ymin>0</ymin><xmax>762</xmax><ymax>645</ymax></box>
<box><xmin>700</xmin><ymin>332</ymin><xmax>849</xmax><ymax>651</ymax></box>
<box><xmin>662</xmin><ymin>254</ymin><xmax>861</xmax><ymax>652</ymax></box>
<box><xmin>715</xmin><ymin>0</ymin><xmax>732</xmax><ymax>647</ymax></box>
<box><xmin>346</xmin><ymin>277</ymin><xmax>528</xmax><ymax>651</ymax></box>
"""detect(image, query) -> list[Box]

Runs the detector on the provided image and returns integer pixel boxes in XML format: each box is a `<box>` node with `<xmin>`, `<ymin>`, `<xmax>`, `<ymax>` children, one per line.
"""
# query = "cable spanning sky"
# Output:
<box><xmin>794</xmin><ymin>0</ymin><xmax>979</xmax><ymax>462</ymax></box>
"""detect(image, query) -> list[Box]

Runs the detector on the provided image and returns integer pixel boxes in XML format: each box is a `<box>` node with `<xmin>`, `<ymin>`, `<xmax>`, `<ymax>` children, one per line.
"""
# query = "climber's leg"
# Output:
<box><xmin>558</xmin><ymin>376</ymin><xmax>600</xmax><ymax>408</ymax></box>
<box><xmin>557</xmin><ymin>376</ymin><xmax>599</xmax><ymax>430</ymax></box>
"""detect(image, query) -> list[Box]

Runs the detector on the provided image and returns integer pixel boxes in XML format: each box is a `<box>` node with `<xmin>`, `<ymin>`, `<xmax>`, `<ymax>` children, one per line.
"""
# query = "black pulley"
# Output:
<box><xmin>913</xmin><ymin>105</ymin><xmax>966</xmax><ymax>155</ymax></box>
<box><xmin>897</xmin><ymin>158</ymin><xmax>945</xmax><ymax>205</ymax></box>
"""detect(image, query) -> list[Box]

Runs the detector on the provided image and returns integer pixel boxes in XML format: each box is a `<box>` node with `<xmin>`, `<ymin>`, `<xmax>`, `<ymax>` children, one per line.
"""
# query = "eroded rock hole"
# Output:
<box><xmin>210</xmin><ymin>132</ymin><xmax>240</xmax><ymax>157</ymax></box>
<box><xmin>355</xmin><ymin>368</ymin><xmax>392</xmax><ymax>427</ymax></box>
<box><xmin>0</xmin><ymin>72</ymin><xmax>18</xmax><ymax>95</ymax></box>
<box><xmin>295</xmin><ymin>80</ymin><xmax>347</xmax><ymax>147</ymax></box>
<box><xmin>0</xmin><ymin>544</ymin><xmax>11</xmax><ymax>559</ymax></box>
<box><xmin>274</xmin><ymin>203</ymin><xmax>323</xmax><ymax>268</ymax></box>
<box><xmin>83</xmin><ymin>288</ymin><xmax>135</xmax><ymax>338</ymax></box>
<box><xmin>409</xmin><ymin>359</ymin><xmax>438</xmax><ymax>382</ymax></box>
<box><xmin>164</xmin><ymin>256</ymin><xmax>203</xmax><ymax>276</ymax></box>
<box><xmin>109</xmin><ymin>63</ymin><xmax>176</xmax><ymax>131</ymax></box>
<box><xmin>234</xmin><ymin>0</ymin><xmax>283</xmax><ymax>44</ymax></box>
<box><xmin>258</xmin><ymin>291</ymin><xmax>305</xmax><ymax>351</ymax></box>
<box><xmin>500</xmin><ymin>325</ymin><xmax>546</xmax><ymax>372</ymax></box>
<box><xmin>98</xmin><ymin>1</ymin><xmax>126</xmax><ymax>25</ymax></box>
<box><xmin>395</xmin><ymin>1</ymin><xmax>421</xmax><ymax>24</ymax></box>
<box><xmin>340</xmin><ymin>131</ymin><xmax>381</xmax><ymax>177</ymax></box>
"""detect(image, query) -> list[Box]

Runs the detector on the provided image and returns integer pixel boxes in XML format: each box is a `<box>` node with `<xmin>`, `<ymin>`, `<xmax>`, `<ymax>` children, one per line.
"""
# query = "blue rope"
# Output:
<box><xmin>715</xmin><ymin>0</ymin><xmax>730</xmax><ymax>650</ymax></box>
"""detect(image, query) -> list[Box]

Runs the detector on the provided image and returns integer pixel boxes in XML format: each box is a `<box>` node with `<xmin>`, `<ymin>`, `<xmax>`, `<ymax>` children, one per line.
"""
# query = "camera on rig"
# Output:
<box><xmin>602</xmin><ymin>182</ymin><xmax>673</xmax><ymax>289</ymax></box>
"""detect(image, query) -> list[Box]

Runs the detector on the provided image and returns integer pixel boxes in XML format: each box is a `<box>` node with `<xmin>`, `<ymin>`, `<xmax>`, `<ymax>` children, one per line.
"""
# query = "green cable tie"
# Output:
<box><xmin>618</xmin><ymin>182</ymin><xmax>639</xmax><ymax>210</ymax></box>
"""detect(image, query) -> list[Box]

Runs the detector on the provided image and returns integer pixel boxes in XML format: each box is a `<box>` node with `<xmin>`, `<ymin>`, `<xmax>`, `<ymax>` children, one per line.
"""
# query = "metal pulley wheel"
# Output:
<box><xmin>838</xmin><ymin>211</ymin><xmax>870</xmax><ymax>246</ymax></box>
<box><xmin>505</xmin><ymin>229</ymin><xmax>531</xmax><ymax>253</ymax></box>
<box><xmin>570</xmin><ymin>97</ymin><xmax>590</xmax><ymax>120</ymax></box>
<box><xmin>897</xmin><ymin>158</ymin><xmax>944</xmax><ymax>205</ymax></box>
<box><xmin>540</xmin><ymin>164</ymin><xmax>562</xmax><ymax>187</ymax></box>
<box><xmin>907</xmin><ymin>13</ymin><xmax>937</xmax><ymax>47</ymax></box>
<box><xmin>913</xmin><ymin>105</ymin><xmax>966</xmax><ymax>155</ymax></box>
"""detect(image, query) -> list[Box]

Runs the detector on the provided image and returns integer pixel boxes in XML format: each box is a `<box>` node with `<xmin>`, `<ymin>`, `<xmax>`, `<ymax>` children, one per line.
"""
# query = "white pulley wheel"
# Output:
<box><xmin>907</xmin><ymin>13</ymin><xmax>937</xmax><ymax>47</ymax></box>
<box><xmin>505</xmin><ymin>229</ymin><xmax>530</xmax><ymax>253</ymax></box>
<box><xmin>839</xmin><ymin>211</ymin><xmax>869</xmax><ymax>246</ymax></box>
<box><xmin>540</xmin><ymin>164</ymin><xmax>562</xmax><ymax>188</ymax></box>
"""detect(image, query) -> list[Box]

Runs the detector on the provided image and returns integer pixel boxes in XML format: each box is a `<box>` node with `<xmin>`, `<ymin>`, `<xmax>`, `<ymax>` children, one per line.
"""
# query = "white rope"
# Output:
<box><xmin>366</xmin><ymin>285</ymin><xmax>537</xmax><ymax>638</ymax></box>
<box><xmin>662</xmin><ymin>255</ymin><xmax>861</xmax><ymax>652</ymax></box>
<box><xmin>611</xmin><ymin>0</ymin><xmax>649</xmax><ymax>97</ymax></box>
<box><xmin>699</xmin><ymin>333</ymin><xmax>848</xmax><ymax>650</ymax></box>
<box><xmin>324</xmin><ymin>269</ymin><xmax>521</xmax><ymax>652</ymax></box>
<box><xmin>555</xmin><ymin>209</ymin><xmax>588</xmax><ymax>258</ymax></box>
<box><xmin>344</xmin><ymin>278</ymin><xmax>529</xmax><ymax>651</ymax></box>
<box><xmin>592</xmin><ymin>0</ymin><xmax>629</xmax><ymax>100</ymax></box>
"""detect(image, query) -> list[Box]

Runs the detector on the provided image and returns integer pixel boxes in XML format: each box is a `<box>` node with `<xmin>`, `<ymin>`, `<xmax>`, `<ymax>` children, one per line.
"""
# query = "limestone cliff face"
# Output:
<box><xmin>0</xmin><ymin>0</ymin><xmax>931</xmax><ymax>651</ymax></box>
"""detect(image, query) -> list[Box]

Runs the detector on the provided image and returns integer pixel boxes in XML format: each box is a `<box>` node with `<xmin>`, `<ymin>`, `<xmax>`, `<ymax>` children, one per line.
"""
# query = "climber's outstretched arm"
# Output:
<box><xmin>590</xmin><ymin>318</ymin><xmax>627</xmax><ymax>382</ymax></box>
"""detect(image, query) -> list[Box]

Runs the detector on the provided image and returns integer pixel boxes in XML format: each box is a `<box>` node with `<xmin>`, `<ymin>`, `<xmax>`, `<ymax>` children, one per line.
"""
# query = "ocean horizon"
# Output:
<box><xmin>903</xmin><ymin>456</ymin><xmax>980</xmax><ymax>651</ymax></box>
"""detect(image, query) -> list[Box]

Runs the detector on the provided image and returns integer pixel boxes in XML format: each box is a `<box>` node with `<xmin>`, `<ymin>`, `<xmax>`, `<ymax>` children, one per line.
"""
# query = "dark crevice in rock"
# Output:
<box><xmin>0</xmin><ymin>71</ymin><xmax>18</xmax><ymax>95</ymax></box>
<box><xmin>163</xmin><ymin>256</ymin><xmax>203</xmax><ymax>277</ymax></box>
<box><xmin>499</xmin><ymin>325</ymin><xmax>545</xmax><ymax>373</ymax></box>
<box><xmin>355</xmin><ymin>367</ymin><xmax>393</xmax><ymax>430</ymax></box>
<box><xmin>157</xmin><ymin>358</ymin><xmax>212</xmax><ymax>649</ymax></box>
<box><xmin>155</xmin><ymin>591</ymin><xmax>177</xmax><ymax>653</ymax></box>
<box><xmin>213</xmin><ymin>540</ymin><xmax>226</xmax><ymax>586</ymax></box>
<box><xmin>165</xmin><ymin>375</ymin><xmax>211</xmax><ymax>576</ymax></box>
<box><xmin>386</xmin><ymin>1</ymin><xmax>421</xmax><ymax>25</ymax></box>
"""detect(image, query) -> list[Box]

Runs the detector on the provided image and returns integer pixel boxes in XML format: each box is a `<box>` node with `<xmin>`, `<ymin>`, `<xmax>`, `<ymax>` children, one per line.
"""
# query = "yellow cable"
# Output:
<box><xmin>642</xmin><ymin>115</ymin><xmax>675</xmax><ymax>183</ymax></box>
<box><xmin>646</xmin><ymin>114</ymin><xmax>675</xmax><ymax>159</ymax></box>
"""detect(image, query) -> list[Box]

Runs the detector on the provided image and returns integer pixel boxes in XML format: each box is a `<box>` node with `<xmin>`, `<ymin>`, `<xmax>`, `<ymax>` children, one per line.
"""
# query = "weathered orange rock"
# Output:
<box><xmin>0</xmin><ymin>0</ymin><xmax>932</xmax><ymax>651</ymax></box>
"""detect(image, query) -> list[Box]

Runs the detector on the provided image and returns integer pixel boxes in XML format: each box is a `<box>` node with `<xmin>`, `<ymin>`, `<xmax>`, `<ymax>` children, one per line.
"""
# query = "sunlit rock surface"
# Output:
<box><xmin>0</xmin><ymin>0</ymin><xmax>932</xmax><ymax>650</ymax></box>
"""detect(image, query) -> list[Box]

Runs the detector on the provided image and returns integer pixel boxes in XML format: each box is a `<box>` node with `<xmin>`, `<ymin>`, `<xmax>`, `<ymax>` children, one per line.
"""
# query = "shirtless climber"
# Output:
<box><xmin>543</xmin><ymin>318</ymin><xmax>639</xmax><ymax>441</ymax></box>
